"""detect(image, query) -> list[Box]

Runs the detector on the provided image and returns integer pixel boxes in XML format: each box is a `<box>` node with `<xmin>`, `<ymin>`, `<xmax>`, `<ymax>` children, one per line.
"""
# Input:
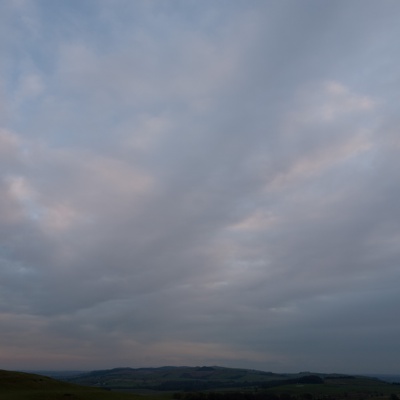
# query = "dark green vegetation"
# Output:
<box><xmin>2</xmin><ymin>367</ymin><xmax>400</xmax><ymax>400</ymax></box>
<box><xmin>0</xmin><ymin>369</ymin><xmax>161</xmax><ymax>400</ymax></box>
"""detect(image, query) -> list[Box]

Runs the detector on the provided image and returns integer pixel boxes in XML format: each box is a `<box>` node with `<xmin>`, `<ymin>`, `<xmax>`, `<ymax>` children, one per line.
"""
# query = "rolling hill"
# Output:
<box><xmin>63</xmin><ymin>365</ymin><xmax>400</xmax><ymax>395</ymax></box>
<box><xmin>2</xmin><ymin>366</ymin><xmax>400</xmax><ymax>400</ymax></box>
<box><xmin>0</xmin><ymin>369</ymin><xmax>153</xmax><ymax>400</ymax></box>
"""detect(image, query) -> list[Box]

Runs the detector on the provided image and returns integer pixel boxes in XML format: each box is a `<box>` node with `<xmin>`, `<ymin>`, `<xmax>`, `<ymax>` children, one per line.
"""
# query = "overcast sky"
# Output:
<box><xmin>1</xmin><ymin>0</ymin><xmax>400</xmax><ymax>374</ymax></box>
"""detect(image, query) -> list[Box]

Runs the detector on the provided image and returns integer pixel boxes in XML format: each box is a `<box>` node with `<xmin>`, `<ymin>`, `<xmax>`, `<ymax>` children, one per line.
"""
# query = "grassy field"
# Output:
<box><xmin>0</xmin><ymin>370</ymin><xmax>168</xmax><ymax>400</ymax></box>
<box><xmin>262</xmin><ymin>377</ymin><xmax>400</xmax><ymax>398</ymax></box>
<box><xmin>2</xmin><ymin>368</ymin><xmax>400</xmax><ymax>400</ymax></box>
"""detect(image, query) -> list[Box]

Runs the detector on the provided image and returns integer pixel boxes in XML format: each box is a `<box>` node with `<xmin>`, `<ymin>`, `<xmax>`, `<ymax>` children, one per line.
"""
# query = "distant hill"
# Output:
<box><xmin>64</xmin><ymin>365</ymin><xmax>288</xmax><ymax>390</ymax></box>
<box><xmin>63</xmin><ymin>365</ymin><xmax>395</xmax><ymax>393</ymax></box>
<box><xmin>367</xmin><ymin>374</ymin><xmax>400</xmax><ymax>384</ymax></box>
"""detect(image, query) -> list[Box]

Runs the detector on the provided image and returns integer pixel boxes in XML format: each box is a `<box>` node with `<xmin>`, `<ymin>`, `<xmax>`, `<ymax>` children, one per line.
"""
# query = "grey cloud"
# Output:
<box><xmin>1</xmin><ymin>0</ymin><xmax>400</xmax><ymax>372</ymax></box>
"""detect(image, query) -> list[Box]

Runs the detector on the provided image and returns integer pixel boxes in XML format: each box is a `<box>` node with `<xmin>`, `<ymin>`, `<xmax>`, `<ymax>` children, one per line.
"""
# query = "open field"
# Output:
<box><xmin>0</xmin><ymin>370</ymin><xmax>168</xmax><ymax>400</ymax></box>
<box><xmin>2</xmin><ymin>368</ymin><xmax>400</xmax><ymax>400</ymax></box>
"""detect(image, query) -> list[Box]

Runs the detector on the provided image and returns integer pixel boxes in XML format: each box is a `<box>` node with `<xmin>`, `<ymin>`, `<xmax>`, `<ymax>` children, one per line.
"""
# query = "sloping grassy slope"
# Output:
<box><xmin>0</xmin><ymin>369</ymin><xmax>163</xmax><ymax>400</ymax></box>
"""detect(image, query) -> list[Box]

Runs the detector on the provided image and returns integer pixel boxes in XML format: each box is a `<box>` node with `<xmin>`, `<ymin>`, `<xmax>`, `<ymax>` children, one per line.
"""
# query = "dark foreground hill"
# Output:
<box><xmin>0</xmin><ymin>369</ymin><xmax>151</xmax><ymax>400</ymax></box>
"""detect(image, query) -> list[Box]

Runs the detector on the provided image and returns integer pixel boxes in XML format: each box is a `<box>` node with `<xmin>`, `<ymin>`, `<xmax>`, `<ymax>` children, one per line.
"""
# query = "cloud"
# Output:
<box><xmin>0</xmin><ymin>0</ymin><xmax>400</xmax><ymax>373</ymax></box>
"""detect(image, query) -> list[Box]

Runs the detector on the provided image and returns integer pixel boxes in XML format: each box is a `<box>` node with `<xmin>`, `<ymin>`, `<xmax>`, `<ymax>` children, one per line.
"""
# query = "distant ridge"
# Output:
<box><xmin>62</xmin><ymin>365</ymin><xmax>382</xmax><ymax>392</ymax></box>
<box><xmin>366</xmin><ymin>374</ymin><xmax>400</xmax><ymax>383</ymax></box>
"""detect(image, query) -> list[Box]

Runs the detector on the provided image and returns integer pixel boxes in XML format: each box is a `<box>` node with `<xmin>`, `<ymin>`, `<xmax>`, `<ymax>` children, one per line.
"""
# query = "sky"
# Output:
<box><xmin>1</xmin><ymin>0</ymin><xmax>400</xmax><ymax>375</ymax></box>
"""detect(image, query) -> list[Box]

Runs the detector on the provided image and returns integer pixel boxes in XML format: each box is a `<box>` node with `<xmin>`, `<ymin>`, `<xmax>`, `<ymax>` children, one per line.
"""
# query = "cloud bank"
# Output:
<box><xmin>1</xmin><ymin>0</ymin><xmax>400</xmax><ymax>373</ymax></box>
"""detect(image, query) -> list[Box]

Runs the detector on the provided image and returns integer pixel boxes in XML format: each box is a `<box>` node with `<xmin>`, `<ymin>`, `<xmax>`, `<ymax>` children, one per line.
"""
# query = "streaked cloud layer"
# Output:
<box><xmin>1</xmin><ymin>0</ymin><xmax>400</xmax><ymax>373</ymax></box>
